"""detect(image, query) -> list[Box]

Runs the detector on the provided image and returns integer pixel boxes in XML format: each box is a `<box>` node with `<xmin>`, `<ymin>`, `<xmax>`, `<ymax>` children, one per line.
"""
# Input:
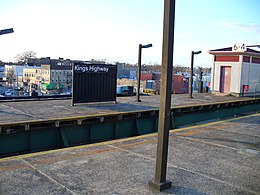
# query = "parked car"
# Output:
<box><xmin>4</xmin><ymin>89</ymin><xmax>18</xmax><ymax>96</ymax></box>
<box><xmin>60</xmin><ymin>91</ymin><xmax>72</xmax><ymax>95</ymax></box>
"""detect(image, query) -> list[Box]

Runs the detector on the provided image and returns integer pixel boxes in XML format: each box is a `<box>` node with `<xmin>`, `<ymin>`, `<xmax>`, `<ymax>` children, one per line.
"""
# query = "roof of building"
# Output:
<box><xmin>209</xmin><ymin>45</ymin><xmax>260</xmax><ymax>56</ymax></box>
<box><xmin>23</xmin><ymin>65</ymin><xmax>41</xmax><ymax>69</ymax></box>
<box><xmin>41</xmin><ymin>64</ymin><xmax>72</xmax><ymax>70</ymax></box>
<box><xmin>210</xmin><ymin>46</ymin><xmax>260</xmax><ymax>53</ymax></box>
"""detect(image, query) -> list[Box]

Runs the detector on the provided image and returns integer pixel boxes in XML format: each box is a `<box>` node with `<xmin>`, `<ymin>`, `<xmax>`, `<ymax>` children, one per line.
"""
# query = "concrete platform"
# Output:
<box><xmin>0</xmin><ymin>93</ymin><xmax>253</xmax><ymax>124</ymax></box>
<box><xmin>1</xmin><ymin>113</ymin><xmax>259</xmax><ymax>194</ymax></box>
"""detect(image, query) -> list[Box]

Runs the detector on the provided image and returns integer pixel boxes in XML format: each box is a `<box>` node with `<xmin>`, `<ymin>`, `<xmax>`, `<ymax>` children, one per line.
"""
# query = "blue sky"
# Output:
<box><xmin>1</xmin><ymin>0</ymin><xmax>259</xmax><ymax>67</ymax></box>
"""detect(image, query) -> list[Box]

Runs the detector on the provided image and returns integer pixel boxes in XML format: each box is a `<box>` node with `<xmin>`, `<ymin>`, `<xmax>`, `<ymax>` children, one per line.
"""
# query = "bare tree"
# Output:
<box><xmin>14</xmin><ymin>51</ymin><xmax>36</xmax><ymax>64</ymax></box>
<box><xmin>6</xmin><ymin>69</ymin><xmax>15</xmax><ymax>85</ymax></box>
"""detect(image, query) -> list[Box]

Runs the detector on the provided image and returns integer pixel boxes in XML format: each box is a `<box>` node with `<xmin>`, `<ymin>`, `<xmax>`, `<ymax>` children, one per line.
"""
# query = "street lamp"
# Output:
<box><xmin>189</xmin><ymin>50</ymin><xmax>201</xmax><ymax>98</ymax></box>
<box><xmin>0</xmin><ymin>28</ymin><xmax>14</xmax><ymax>35</ymax></box>
<box><xmin>136</xmin><ymin>43</ymin><xmax>152</xmax><ymax>102</ymax></box>
<box><xmin>148</xmin><ymin>0</ymin><xmax>175</xmax><ymax>191</ymax></box>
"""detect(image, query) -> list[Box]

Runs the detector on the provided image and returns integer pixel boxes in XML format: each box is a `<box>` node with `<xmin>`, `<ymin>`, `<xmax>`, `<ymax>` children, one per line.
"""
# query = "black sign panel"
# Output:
<box><xmin>72</xmin><ymin>63</ymin><xmax>117</xmax><ymax>105</ymax></box>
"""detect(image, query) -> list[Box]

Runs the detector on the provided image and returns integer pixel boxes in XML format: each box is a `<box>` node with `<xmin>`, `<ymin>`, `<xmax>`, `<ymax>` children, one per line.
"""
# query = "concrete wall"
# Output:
<box><xmin>212</xmin><ymin>61</ymin><xmax>242</xmax><ymax>93</ymax></box>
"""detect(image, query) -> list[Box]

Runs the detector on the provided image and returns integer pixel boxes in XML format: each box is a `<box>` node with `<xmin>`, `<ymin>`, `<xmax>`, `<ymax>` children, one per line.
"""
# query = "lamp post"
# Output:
<box><xmin>148</xmin><ymin>0</ymin><xmax>175</xmax><ymax>191</ymax></box>
<box><xmin>136</xmin><ymin>43</ymin><xmax>152</xmax><ymax>102</ymax></box>
<box><xmin>0</xmin><ymin>28</ymin><xmax>14</xmax><ymax>35</ymax></box>
<box><xmin>189</xmin><ymin>50</ymin><xmax>201</xmax><ymax>98</ymax></box>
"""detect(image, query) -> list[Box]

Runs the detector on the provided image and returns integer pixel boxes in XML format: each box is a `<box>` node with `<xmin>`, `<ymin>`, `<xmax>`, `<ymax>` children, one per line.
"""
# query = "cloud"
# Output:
<box><xmin>221</xmin><ymin>21</ymin><xmax>260</xmax><ymax>33</ymax></box>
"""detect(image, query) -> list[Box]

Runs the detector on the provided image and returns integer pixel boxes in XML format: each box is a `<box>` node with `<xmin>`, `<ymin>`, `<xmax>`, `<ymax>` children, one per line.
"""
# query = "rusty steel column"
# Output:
<box><xmin>149</xmin><ymin>0</ymin><xmax>175</xmax><ymax>191</ymax></box>
<box><xmin>136</xmin><ymin>44</ymin><xmax>142</xmax><ymax>102</ymax></box>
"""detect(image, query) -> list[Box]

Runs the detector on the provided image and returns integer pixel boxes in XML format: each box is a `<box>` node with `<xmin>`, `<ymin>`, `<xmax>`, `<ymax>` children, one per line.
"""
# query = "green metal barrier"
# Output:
<box><xmin>60</xmin><ymin>124</ymin><xmax>91</xmax><ymax>146</ymax></box>
<box><xmin>115</xmin><ymin>119</ymin><xmax>137</xmax><ymax>139</ymax></box>
<box><xmin>136</xmin><ymin>117</ymin><xmax>157</xmax><ymax>135</ymax></box>
<box><xmin>0</xmin><ymin>101</ymin><xmax>259</xmax><ymax>157</ymax></box>
<box><xmin>0</xmin><ymin>132</ymin><xmax>28</xmax><ymax>155</ymax></box>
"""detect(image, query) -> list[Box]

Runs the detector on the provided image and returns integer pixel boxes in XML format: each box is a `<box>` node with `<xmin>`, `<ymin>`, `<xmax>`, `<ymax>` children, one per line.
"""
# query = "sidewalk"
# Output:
<box><xmin>0</xmin><ymin>93</ymin><xmax>251</xmax><ymax>124</ymax></box>
<box><xmin>0</xmin><ymin>113</ymin><xmax>259</xmax><ymax>194</ymax></box>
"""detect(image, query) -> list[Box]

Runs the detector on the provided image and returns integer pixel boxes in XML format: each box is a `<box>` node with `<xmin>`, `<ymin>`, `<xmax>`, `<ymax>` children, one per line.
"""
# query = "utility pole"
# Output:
<box><xmin>136</xmin><ymin>44</ymin><xmax>142</xmax><ymax>102</ymax></box>
<box><xmin>189</xmin><ymin>51</ymin><xmax>201</xmax><ymax>98</ymax></box>
<box><xmin>16</xmin><ymin>72</ymin><xmax>19</xmax><ymax>96</ymax></box>
<box><xmin>136</xmin><ymin>43</ymin><xmax>152</xmax><ymax>102</ymax></box>
<box><xmin>189</xmin><ymin>51</ymin><xmax>194</xmax><ymax>98</ymax></box>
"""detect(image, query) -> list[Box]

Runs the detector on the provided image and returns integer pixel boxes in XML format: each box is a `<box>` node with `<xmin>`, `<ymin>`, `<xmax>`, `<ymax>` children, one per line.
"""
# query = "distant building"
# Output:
<box><xmin>116</xmin><ymin>62</ymin><xmax>126</xmax><ymax>78</ymax></box>
<box><xmin>129</xmin><ymin>70</ymin><xmax>136</xmax><ymax>79</ymax></box>
<box><xmin>4</xmin><ymin>64</ymin><xmax>24</xmax><ymax>86</ymax></box>
<box><xmin>90</xmin><ymin>59</ymin><xmax>106</xmax><ymax>64</ymax></box>
<box><xmin>172</xmin><ymin>74</ymin><xmax>189</xmax><ymax>94</ymax></box>
<box><xmin>0</xmin><ymin>65</ymin><xmax>4</xmax><ymax>81</ymax></box>
<box><xmin>152</xmin><ymin>72</ymin><xmax>161</xmax><ymax>81</ymax></box>
<box><xmin>23</xmin><ymin>66</ymin><xmax>42</xmax><ymax>89</ymax></box>
<box><xmin>4</xmin><ymin>64</ymin><xmax>23</xmax><ymax>77</ymax></box>
<box><xmin>41</xmin><ymin>64</ymin><xmax>72</xmax><ymax>92</ymax></box>
<box><xmin>27</xmin><ymin>57</ymin><xmax>73</xmax><ymax>66</ymax></box>
<box><xmin>140</xmin><ymin>72</ymin><xmax>153</xmax><ymax>81</ymax></box>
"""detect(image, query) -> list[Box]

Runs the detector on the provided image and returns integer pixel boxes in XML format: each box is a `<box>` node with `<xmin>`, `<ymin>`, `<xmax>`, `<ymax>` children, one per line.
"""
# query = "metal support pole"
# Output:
<box><xmin>198</xmin><ymin>68</ymin><xmax>203</xmax><ymax>93</ymax></box>
<box><xmin>189</xmin><ymin>51</ymin><xmax>194</xmax><ymax>98</ymax></box>
<box><xmin>149</xmin><ymin>0</ymin><xmax>175</xmax><ymax>191</ymax></box>
<box><xmin>71</xmin><ymin>63</ymin><xmax>75</xmax><ymax>106</ymax></box>
<box><xmin>254</xmin><ymin>84</ymin><xmax>257</xmax><ymax>98</ymax></box>
<box><xmin>198</xmin><ymin>81</ymin><xmax>203</xmax><ymax>93</ymax></box>
<box><xmin>16</xmin><ymin>72</ymin><xmax>19</xmax><ymax>96</ymax></box>
<box><xmin>136</xmin><ymin>44</ymin><xmax>142</xmax><ymax>102</ymax></box>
